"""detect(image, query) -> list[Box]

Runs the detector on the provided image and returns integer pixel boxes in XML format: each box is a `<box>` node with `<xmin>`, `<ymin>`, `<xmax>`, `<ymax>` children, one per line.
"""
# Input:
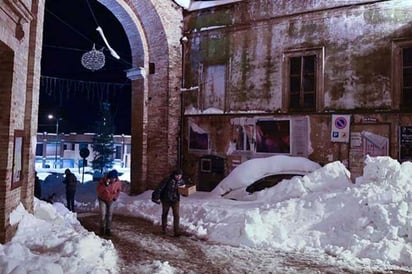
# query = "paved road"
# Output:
<box><xmin>78</xmin><ymin>213</ymin><xmax>411</xmax><ymax>274</ymax></box>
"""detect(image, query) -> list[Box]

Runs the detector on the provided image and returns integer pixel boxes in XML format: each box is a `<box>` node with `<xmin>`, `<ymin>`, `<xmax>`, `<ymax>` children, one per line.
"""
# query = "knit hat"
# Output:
<box><xmin>173</xmin><ymin>169</ymin><xmax>183</xmax><ymax>176</ymax></box>
<box><xmin>108</xmin><ymin>169</ymin><xmax>118</xmax><ymax>179</ymax></box>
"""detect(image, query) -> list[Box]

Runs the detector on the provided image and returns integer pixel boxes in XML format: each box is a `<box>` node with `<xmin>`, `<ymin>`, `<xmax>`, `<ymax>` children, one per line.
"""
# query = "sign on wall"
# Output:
<box><xmin>400</xmin><ymin>126</ymin><xmax>412</xmax><ymax>162</ymax></box>
<box><xmin>331</xmin><ymin>114</ymin><xmax>351</xmax><ymax>143</ymax></box>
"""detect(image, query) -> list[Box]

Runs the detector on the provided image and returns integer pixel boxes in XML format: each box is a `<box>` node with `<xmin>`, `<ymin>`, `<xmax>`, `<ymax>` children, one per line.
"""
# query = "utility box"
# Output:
<box><xmin>198</xmin><ymin>155</ymin><xmax>225</xmax><ymax>192</ymax></box>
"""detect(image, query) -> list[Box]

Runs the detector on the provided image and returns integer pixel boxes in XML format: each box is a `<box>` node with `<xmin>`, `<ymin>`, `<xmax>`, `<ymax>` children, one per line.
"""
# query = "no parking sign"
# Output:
<box><xmin>331</xmin><ymin>114</ymin><xmax>351</xmax><ymax>143</ymax></box>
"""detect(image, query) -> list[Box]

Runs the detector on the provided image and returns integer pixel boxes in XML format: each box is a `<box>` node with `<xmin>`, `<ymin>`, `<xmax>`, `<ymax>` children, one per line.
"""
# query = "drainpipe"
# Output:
<box><xmin>179</xmin><ymin>35</ymin><xmax>189</xmax><ymax>169</ymax></box>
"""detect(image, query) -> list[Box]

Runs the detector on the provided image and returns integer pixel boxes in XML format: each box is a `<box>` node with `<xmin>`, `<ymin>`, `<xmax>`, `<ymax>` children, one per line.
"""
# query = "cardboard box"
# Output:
<box><xmin>179</xmin><ymin>185</ymin><xmax>196</xmax><ymax>196</ymax></box>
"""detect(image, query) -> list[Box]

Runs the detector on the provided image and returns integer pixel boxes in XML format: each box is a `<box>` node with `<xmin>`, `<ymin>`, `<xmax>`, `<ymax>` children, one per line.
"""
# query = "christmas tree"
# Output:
<box><xmin>91</xmin><ymin>102</ymin><xmax>116</xmax><ymax>173</ymax></box>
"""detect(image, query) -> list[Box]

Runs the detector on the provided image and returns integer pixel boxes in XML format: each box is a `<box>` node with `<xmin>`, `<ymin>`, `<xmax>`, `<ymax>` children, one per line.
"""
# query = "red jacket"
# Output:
<box><xmin>97</xmin><ymin>175</ymin><xmax>122</xmax><ymax>203</ymax></box>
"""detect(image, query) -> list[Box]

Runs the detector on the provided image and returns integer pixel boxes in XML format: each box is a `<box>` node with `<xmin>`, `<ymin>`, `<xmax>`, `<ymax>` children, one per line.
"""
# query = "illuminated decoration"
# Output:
<box><xmin>97</xmin><ymin>27</ymin><xmax>120</xmax><ymax>59</ymax></box>
<box><xmin>81</xmin><ymin>44</ymin><xmax>105</xmax><ymax>71</ymax></box>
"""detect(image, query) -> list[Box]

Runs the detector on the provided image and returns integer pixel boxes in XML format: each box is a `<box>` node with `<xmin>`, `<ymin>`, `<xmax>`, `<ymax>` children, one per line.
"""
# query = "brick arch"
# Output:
<box><xmin>0</xmin><ymin>41</ymin><xmax>14</xmax><ymax>197</ymax></box>
<box><xmin>98</xmin><ymin>0</ymin><xmax>183</xmax><ymax>193</ymax></box>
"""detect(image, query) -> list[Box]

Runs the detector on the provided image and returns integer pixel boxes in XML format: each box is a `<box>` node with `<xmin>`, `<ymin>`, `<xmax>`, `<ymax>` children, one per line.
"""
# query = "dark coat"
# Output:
<box><xmin>63</xmin><ymin>172</ymin><xmax>77</xmax><ymax>192</ymax></box>
<box><xmin>34</xmin><ymin>175</ymin><xmax>42</xmax><ymax>199</ymax></box>
<box><xmin>152</xmin><ymin>175</ymin><xmax>185</xmax><ymax>203</ymax></box>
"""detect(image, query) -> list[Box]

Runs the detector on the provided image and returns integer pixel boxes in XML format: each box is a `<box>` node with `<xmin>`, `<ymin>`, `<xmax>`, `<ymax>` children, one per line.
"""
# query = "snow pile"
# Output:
<box><xmin>2</xmin><ymin>200</ymin><xmax>118</xmax><ymax>274</ymax></box>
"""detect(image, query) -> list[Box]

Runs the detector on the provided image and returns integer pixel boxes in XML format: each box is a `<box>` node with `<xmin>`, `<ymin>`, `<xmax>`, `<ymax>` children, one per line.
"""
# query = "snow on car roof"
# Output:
<box><xmin>212</xmin><ymin>155</ymin><xmax>321</xmax><ymax>195</ymax></box>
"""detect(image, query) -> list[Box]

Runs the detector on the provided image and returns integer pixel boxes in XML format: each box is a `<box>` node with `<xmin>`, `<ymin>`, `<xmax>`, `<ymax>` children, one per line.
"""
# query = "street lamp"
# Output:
<box><xmin>48</xmin><ymin>114</ymin><xmax>61</xmax><ymax>168</ymax></box>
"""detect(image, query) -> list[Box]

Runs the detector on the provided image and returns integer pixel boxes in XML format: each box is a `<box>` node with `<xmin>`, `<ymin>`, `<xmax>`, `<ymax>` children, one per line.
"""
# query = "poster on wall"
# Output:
<box><xmin>189</xmin><ymin>122</ymin><xmax>209</xmax><ymax>151</ymax></box>
<box><xmin>362</xmin><ymin>131</ymin><xmax>389</xmax><ymax>156</ymax></box>
<box><xmin>348</xmin><ymin>123</ymin><xmax>390</xmax><ymax>180</ymax></box>
<box><xmin>255</xmin><ymin>120</ymin><xmax>290</xmax><ymax>153</ymax></box>
<box><xmin>400</xmin><ymin>126</ymin><xmax>412</xmax><ymax>162</ymax></box>
<box><xmin>12</xmin><ymin>130</ymin><xmax>24</xmax><ymax>189</ymax></box>
<box><xmin>234</xmin><ymin>125</ymin><xmax>255</xmax><ymax>151</ymax></box>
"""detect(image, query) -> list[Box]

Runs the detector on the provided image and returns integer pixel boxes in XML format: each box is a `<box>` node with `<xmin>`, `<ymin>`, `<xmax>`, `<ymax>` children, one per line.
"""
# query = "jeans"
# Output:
<box><xmin>98</xmin><ymin>199</ymin><xmax>114</xmax><ymax>233</ymax></box>
<box><xmin>161</xmin><ymin>200</ymin><xmax>180</xmax><ymax>234</ymax></box>
<box><xmin>66</xmin><ymin>191</ymin><xmax>76</xmax><ymax>212</ymax></box>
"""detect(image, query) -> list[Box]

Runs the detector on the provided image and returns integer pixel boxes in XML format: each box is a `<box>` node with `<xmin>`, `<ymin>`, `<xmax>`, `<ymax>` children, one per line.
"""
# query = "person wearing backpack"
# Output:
<box><xmin>152</xmin><ymin>169</ymin><xmax>186</xmax><ymax>237</ymax></box>
<box><xmin>63</xmin><ymin>169</ymin><xmax>77</xmax><ymax>212</ymax></box>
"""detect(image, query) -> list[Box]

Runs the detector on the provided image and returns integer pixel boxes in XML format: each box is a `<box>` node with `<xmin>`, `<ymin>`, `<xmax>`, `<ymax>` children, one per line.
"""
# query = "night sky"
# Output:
<box><xmin>39</xmin><ymin>0</ymin><xmax>132</xmax><ymax>135</ymax></box>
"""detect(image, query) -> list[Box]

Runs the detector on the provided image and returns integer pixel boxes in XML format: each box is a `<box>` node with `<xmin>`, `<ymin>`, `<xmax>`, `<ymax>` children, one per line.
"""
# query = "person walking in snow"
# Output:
<box><xmin>62</xmin><ymin>169</ymin><xmax>77</xmax><ymax>212</ymax></box>
<box><xmin>34</xmin><ymin>171</ymin><xmax>42</xmax><ymax>199</ymax></box>
<box><xmin>97</xmin><ymin>169</ymin><xmax>122</xmax><ymax>236</ymax></box>
<box><xmin>152</xmin><ymin>169</ymin><xmax>185</xmax><ymax>237</ymax></box>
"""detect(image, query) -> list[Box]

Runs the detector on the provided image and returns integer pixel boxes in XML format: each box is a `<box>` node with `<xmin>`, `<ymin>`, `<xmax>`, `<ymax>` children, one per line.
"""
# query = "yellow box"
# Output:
<box><xmin>179</xmin><ymin>185</ymin><xmax>196</xmax><ymax>196</ymax></box>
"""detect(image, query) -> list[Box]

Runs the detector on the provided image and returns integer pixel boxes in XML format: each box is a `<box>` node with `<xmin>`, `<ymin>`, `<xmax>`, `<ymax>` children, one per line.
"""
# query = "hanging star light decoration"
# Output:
<box><xmin>81</xmin><ymin>43</ymin><xmax>105</xmax><ymax>71</ymax></box>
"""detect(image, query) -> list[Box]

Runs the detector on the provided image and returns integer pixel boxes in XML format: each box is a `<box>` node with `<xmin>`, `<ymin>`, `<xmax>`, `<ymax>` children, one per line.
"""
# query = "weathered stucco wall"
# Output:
<box><xmin>184</xmin><ymin>0</ymin><xmax>412</xmax><ymax>111</ymax></box>
<box><xmin>181</xmin><ymin>0</ymin><xmax>412</xmax><ymax>186</ymax></box>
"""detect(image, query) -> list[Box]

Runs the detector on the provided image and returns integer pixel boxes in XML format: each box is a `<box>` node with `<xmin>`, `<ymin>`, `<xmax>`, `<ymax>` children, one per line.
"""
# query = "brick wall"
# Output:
<box><xmin>99</xmin><ymin>0</ymin><xmax>183</xmax><ymax>193</ymax></box>
<box><xmin>0</xmin><ymin>0</ymin><xmax>45</xmax><ymax>243</ymax></box>
<box><xmin>0</xmin><ymin>0</ymin><xmax>183</xmax><ymax>242</ymax></box>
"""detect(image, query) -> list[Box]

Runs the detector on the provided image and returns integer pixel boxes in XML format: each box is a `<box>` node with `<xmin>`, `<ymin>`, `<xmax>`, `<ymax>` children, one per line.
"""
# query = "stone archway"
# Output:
<box><xmin>98</xmin><ymin>0</ymin><xmax>183</xmax><ymax>193</ymax></box>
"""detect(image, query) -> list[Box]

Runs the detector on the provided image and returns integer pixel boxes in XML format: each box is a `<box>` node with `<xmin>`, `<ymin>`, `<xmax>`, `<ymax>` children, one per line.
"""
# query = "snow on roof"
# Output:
<box><xmin>174</xmin><ymin>0</ymin><xmax>243</xmax><ymax>11</ymax></box>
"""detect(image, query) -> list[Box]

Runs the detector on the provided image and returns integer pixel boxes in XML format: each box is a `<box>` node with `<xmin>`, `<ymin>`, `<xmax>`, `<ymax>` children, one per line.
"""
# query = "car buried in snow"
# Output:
<box><xmin>212</xmin><ymin>155</ymin><xmax>321</xmax><ymax>201</ymax></box>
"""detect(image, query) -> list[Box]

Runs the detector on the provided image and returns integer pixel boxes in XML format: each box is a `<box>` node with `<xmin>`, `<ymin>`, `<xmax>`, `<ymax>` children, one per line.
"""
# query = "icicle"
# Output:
<box><xmin>66</xmin><ymin>79</ymin><xmax>70</xmax><ymax>99</ymax></box>
<box><xmin>91</xmin><ymin>88</ymin><xmax>95</xmax><ymax>103</ymax></box>
<box><xmin>59</xmin><ymin>79</ymin><xmax>64</xmax><ymax>105</ymax></box>
<box><xmin>69</xmin><ymin>79</ymin><xmax>75</xmax><ymax>99</ymax></box>
<box><xmin>47</xmin><ymin>77</ymin><xmax>52</xmax><ymax>96</ymax></box>
<box><xmin>105</xmin><ymin>83</ymin><xmax>109</xmax><ymax>102</ymax></box>
<box><xmin>52</xmin><ymin>77</ymin><xmax>57</xmax><ymax>99</ymax></box>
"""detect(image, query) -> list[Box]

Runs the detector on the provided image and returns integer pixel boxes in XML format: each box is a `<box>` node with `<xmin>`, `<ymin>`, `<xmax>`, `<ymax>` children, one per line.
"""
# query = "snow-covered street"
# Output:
<box><xmin>3</xmin><ymin>155</ymin><xmax>412</xmax><ymax>273</ymax></box>
<box><xmin>78</xmin><ymin>212</ymin><xmax>401</xmax><ymax>274</ymax></box>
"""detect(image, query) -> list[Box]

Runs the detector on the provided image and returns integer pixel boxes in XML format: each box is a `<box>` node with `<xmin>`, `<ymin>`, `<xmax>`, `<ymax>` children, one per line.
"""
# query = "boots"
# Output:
<box><xmin>105</xmin><ymin>228</ymin><xmax>111</xmax><ymax>236</ymax></box>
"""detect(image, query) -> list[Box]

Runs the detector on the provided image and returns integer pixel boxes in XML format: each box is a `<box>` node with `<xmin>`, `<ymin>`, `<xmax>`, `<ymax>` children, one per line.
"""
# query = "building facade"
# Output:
<box><xmin>2</xmin><ymin>0</ymin><xmax>412</xmax><ymax>243</ymax></box>
<box><xmin>180</xmin><ymin>0</ymin><xmax>412</xmax><ymax>188</ymax></box>
<box><xmin>35</xmin><ymin>132</ymin><xmax>131</xmax><ymax>170</ymax></box>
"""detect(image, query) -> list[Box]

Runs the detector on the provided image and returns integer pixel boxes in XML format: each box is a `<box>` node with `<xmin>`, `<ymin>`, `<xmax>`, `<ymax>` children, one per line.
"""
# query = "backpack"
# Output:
<box><xmin>151</xmin><ymin>177</ymin><xmax>168</xmax><ymax>204</ymax></box>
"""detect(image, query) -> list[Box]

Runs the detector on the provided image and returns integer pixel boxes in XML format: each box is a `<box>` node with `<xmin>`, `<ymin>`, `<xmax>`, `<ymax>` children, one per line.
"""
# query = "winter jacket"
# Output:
<box><xmin>97</xmin><ymin>175</ymin><xmax>122</xmax><ymax>203</ymax></box>
<box><xmin>63</xmin><ymin>173</ymin><xmax>77</xmax><ymax>192</ymax></box>
<box><xmin>152</xmin><ymin>175</ymin><xmax>185</xmax><ymax>203</ymax></box>
<box><xmin>34</xmin><ymin>175</ymin><xmax>42</xmax><ymax>199</ymax></box>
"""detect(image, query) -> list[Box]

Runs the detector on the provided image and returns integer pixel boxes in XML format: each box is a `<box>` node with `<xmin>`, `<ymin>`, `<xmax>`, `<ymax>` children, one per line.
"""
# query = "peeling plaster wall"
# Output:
<box><xmin>184</xmin><ymin>0</ymin><xmax>412</xmax><ymax>111</ymax></box>
<box><xmin>181</xmin><ymin>0</ymin><xmax>412</xmax><ymax>184</ymax></box>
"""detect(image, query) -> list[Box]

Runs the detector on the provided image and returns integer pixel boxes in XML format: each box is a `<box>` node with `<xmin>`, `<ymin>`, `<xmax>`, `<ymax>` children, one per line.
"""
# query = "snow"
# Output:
<box><xmin>2</xmin><ymin>155</ymin><xmax>412</xmax><ymax>273</ymax></box>
<box><xmin>174</xmin><ymin>0</ymin><xmax>244</xmax><ymax>11</ymax></box>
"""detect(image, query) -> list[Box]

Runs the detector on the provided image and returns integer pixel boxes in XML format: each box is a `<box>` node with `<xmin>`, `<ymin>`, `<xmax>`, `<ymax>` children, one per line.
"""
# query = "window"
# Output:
<box><xmin>115</xmin><ymin>145</ymin><xmax>122</xmax><ymax>159</ymax></box>
<box><xmin>392</xmin><ymin>40</ymin><xmax>412</xmax><ymax>110</ymax></box>
<box><xmin>234</xmin><ymin>125</ymin><xmax>252</xmax><ymax>151</ymax></box>
<box><xmin>200</xmin><ymin>64</ymin><xmax>226</xmax><ymax>112</ymax></box>
<box><xmin>36</xmin><ymin>143</ymin><xmax>43</xmax><ymax>156</ymax></box>
<box><xmin>79</xmin><ymin>143</ymin><xmax>88</xmax><ymax>150</ymax></box>
<box><xmin>229</xmin><ymin>117</ymin><xmax>309</xmax><ymax>156</ymax></box>
<box><xmin>283</xmin><ymin>48</ymin><xmax>324</xmax><ymax>112</ymax></box>
<box><xmin>255</xmin><ymin>120</ymin><xmax>290</xmax><ymax>154</ymax></box>
<box><xmin>188</xmin><ymin>122</ymin><xmax>209</xmax><ymax>151</ymax></box>
<box><xmin>402</xmin><ymin>48</ymin><xmax>412</xmax><ymax>106</ymax></box>
<box><xmin>63</xmin><ymin>143</ymin><xmax>74</xmax><ymax>150</ymax></box>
